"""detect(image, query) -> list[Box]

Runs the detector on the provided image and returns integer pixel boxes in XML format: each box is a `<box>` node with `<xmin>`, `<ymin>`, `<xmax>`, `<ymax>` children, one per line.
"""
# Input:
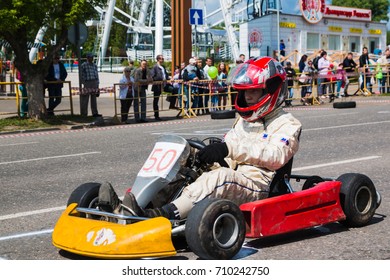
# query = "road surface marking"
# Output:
<box><xmin>0</xmin><ymin>229</ymin><xmax>53</xmax><ymax>242</ymax></box>
<box><xmin>292</xmin><ymin>156</ymin><xmax>381</xmax><ymax>171</ymax></box>
<box><xmin>0</xmin><ymin>151</ymin><xmax>101</xmax><ymax>165</ymax></box>
<box><xmin>304</xmin><ymin>120</ymin><xmax>390</xmax><ymax>132</ymax></box>
<box><xmin>0</xmin><ymin>141</ymin><xmax>39</xmax><ymax>147</ymax></box>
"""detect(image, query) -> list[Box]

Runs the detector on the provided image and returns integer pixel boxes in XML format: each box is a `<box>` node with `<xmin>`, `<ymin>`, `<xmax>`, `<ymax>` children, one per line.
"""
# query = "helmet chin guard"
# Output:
<box><xmin>227</xmin><ymin>57</ymin><xmax>287</xmax><ymax>121</ymax></box>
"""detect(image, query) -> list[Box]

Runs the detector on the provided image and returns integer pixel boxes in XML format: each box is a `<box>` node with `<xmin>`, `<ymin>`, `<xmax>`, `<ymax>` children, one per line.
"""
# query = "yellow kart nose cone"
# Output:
<box><xmin>52</xmin><ymin>204</ymin><xmax>176</xmax><ymax>259</ymax></box>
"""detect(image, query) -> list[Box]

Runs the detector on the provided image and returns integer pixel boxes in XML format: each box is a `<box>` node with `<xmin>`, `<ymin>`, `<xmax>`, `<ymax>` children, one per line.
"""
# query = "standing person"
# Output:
<box><xmin>239</xmin><ymin>54</ymin><xmax>246</xmax><ymax>62</ymax></box>
<box><xmin>118</xmin><ymin>66</ymin><xmax>134</xmax><ymax>123</ymax></box>
<box><xmin>17</xmin><ymin>69</ymin><xmax>28</xmax><ymax>117</ymax></box>
<box><xmin>298</xmin><ymin>54</ymin><xmax>308</xmax><ymax>100</ymax></box>
<box><xmin>217</xmin><ymin>62</ymin><xmax>228</xmax><ymax>110</ymax></box>
<box><xmin>182</xmin><ymin>58</ymin><xmax>199</xmax><ymax>110</ymax></box>
<box><xmin>150</xmin><ymin>54</ymin><xmax>169</xmax><ymax>121</ymax></box>
<box><xmin>169</xmin><ymin>66</ymin><xmax>180</xmax><ymax>109</ymax></box>
<box><xmin>280</xmin><ymin>40</ymin><xmax>286</xmax><ymax>57</ymax></box>
<box><xmin>383</xmin><ymin>49</ymin><xmax>390</xmax><ymax>93</ymax></box>
<box><xmin>45</xmin><ymin>55</ymin><xmax>68</xmax><ymax>116</ymax></box>
<box><xmin>317</xmin><ymin>51</ymin><xmax>330</xmax><ymax>100</ymax></box>
<box><xmin>301</xmin><ymin>60</ymin><xmax>315</xmax><ymax>105</ymax></box>
<box><xmin>133</xmin><ymin>59</ymin><xmax>152</xmax><ymax>123</ymax></box>
<box><xmin>127</xmin><ymin>60</ymin><xmax>135</xmax><ymax>77</ymax></box>
<box><xmin>284</xmin><ymin>61</ymin><xmax>296</xmax><ymax>106</ymax></box>
<box><xmin>335</xmin><ymin>63</ymin><xmax>349</xmax><ymax>98</ymax></box>
<box><xmin>97</xmin><ymin>56</ymin><xmax>302</xmax><ymax>222</ymax></box>
<box><xmin>359</xmin><ymin>47</ymin><xmax>372</xmax><ymax>94</ymax></box>
<box><xmin>342</xmin><ymin>52</ymin><xmax>357</xmax><ymax>95</ymax></box>
<box><xmin>196</xmin><ymin>59</ymin><xmax>205</xmax><ymax>115</ymax></box>
<box><xmin>202</xmin><ymin>57</ymin><xmax>213</xmax><ymax>114</ymax></box>
<box><xmin>80</xmin><ymin>53</ymin><xmax>101</xmax><ymax>117</ymax></box>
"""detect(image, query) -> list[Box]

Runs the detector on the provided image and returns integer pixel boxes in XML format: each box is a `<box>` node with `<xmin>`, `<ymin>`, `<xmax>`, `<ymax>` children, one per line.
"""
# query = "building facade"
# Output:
<box><xmin>239</xmin><ymin>1</ymin><xmax>387</xmax><ymax>60</ymax></box>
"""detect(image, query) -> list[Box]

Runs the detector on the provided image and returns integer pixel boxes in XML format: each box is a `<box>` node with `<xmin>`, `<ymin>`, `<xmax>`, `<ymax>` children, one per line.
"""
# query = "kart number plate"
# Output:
<box><xmin>138</xmin><ymin>142</ymin><xmax>186</xmax><ymax>178</ymax></box>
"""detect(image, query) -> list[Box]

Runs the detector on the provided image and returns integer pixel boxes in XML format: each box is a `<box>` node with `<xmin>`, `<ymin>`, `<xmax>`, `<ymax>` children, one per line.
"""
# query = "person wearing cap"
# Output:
<box><xmin>80</xmin><ymin>53</ymin><xmax>101</xmax><ymax>117</ymax></box>
<box><xmin>45</xmin><ymin>54</ymin><xmax>68</xmax><ymax>116</ymax></box>
<box><xmin>182</xmin><ymin>57</ymin><xmax>200</xmax><ymax>110</ymax></box>
<box><xmin>284</xmin><ymin>61</ymin><xmax>296</xmax><ymax>106</ymax></box>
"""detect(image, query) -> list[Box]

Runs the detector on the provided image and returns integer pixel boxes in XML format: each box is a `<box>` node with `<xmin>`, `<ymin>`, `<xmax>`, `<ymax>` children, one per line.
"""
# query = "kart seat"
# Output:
<box><xmin>267</xmin><ymin>156</ymin><xmax>294</xmax><ymax>198</ymax></box>
<box><xmin>267</xmin><ymin>130</ymin><xmax>301</xmax><ymax>198</ymax></box>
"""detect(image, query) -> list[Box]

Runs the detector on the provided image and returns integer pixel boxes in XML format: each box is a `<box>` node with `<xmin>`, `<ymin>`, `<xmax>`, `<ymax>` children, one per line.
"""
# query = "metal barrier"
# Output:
<box><xmin>0</xmin><ymin>80</ymin><xmax>74</xmax><ymax>117</ymax></box>
<box><xmin>112</xmin><ymin>79</ymin><xmax>235</xmax><ymax>122</ymax></box>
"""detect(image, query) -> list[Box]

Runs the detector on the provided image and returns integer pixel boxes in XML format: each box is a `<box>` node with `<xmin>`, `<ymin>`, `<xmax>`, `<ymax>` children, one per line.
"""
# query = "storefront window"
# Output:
<box><xmin>307</xmin><ymin>33</ymin><xmax>319</xmax><ymax>50</ymax></box>
<box><xmin>328</xmin><ymin>35</ymin><xmax>340</xmax><ymax>51</ymax></box>
<box><xmin>349</xmin><ymin>36</ymin><xmax>360</xmax><ymax>53</ymax></box>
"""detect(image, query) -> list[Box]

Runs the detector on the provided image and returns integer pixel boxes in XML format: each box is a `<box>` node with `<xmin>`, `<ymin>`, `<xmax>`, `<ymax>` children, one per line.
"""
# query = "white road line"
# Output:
<box><xmin>304</xmin><ymin>120</ymin><xmax>390</xmax><ymax>132</ymax></box>
<box><xmin>0</xmin><ymin>151</ymin><xmax>101</xmax><ymax>165</ymax></box>
<box><xmin>0</xmin><ymin>229</ymin><xmax>53</xmax><ymax>242</ymax></box>
<box><xmin>0</xmin><ymin>206</ymin><xmax>66</xmax><ymax>221</ymax></box>
<box><xmin>292</xmin><ymin>156</ymin><xmax>381</xmax><ymax>171</ymax></box>
<box><xmin>0</xmin><ymin>142</ymin><xmax>39</xmax><ymax>147</ymax></box>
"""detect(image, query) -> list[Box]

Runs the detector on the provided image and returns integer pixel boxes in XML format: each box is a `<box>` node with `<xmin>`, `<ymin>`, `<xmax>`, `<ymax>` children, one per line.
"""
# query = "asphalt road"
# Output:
<box><xmin>1</xmin><ymin>99</ymin><xmax>390</xmax><ymax>262</ymax></box>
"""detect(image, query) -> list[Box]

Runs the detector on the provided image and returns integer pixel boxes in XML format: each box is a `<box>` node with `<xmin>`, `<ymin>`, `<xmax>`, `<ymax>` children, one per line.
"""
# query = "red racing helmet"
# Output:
<box><xmin>227</xmin><ymin>56</ymin><xmax>287</xmax><ymax>121</ymax></box>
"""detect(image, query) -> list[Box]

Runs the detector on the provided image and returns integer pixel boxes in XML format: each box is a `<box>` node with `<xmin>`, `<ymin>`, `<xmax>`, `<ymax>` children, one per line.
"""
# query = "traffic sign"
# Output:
<box><xmin>189</xmin><ymin>8</ymin><xmax>204</xmax><ymax>25</ymax></box>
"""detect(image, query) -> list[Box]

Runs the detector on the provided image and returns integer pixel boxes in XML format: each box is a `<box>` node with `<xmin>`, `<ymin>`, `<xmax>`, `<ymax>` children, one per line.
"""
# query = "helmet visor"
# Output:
<box><xmin>227</xmin><ymin>63</ymin><xmax>267</xmax><ymax>89</ymax></box>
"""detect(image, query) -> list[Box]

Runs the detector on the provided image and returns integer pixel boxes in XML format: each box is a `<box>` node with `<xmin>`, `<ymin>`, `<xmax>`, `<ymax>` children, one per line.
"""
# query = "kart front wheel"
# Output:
<box><xmin>185</xmin><ymin>198</ymin><xmax>245</xmax><ymax>260</ymax></box>
<box><xmin>337</xmin><ymin>173</ymin><xmax>377</xmax><ymax>227</ymax></box>
<box><xmin>67</xmin><ymin>182</ymin><xmax>101</xmax><ymax>217</ymax></box>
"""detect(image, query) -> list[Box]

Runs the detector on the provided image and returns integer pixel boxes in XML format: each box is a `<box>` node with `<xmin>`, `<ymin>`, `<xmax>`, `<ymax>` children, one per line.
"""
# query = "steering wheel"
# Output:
<box><xmin>186</xmin><ymin>138</ymin><xmax>229</xmax><ymax>168</ymax></box>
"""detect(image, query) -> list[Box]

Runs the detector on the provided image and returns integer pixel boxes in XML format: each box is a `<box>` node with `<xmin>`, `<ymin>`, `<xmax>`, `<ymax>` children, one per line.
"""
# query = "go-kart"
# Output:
<box><xmin>52</xmin><ymin>134</ymin><xmax>382</xmax><ymax>260</ymax></box>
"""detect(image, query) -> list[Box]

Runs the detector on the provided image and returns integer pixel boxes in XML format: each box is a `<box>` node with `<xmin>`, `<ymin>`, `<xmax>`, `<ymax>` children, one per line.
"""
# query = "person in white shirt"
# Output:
<box><xmin>317</xmin><ymin>51</ymin><xmax>331</xmax><ymax>99</ymax></box>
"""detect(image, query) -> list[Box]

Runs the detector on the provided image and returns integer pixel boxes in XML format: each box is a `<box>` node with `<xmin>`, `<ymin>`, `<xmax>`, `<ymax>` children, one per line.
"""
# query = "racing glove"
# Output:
<box><xmin>198</xmin><ymin>142</ymin><xmax>228</xmax><ymax>165</ymax></box>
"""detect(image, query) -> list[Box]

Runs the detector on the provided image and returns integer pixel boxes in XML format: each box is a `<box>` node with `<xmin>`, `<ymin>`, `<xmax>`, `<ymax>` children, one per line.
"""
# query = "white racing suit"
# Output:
<box><xmin>172</xmin><ymin>107</ymin><xmax>302</xmax><ymax>218</ymax></box>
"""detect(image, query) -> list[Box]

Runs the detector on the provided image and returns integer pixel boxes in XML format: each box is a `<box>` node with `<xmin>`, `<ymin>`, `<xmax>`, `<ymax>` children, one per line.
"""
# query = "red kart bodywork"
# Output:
<box><xmin>240</xmin><ymin>181</ymin><xmax>346</xmax><ymax>238</ymax></box>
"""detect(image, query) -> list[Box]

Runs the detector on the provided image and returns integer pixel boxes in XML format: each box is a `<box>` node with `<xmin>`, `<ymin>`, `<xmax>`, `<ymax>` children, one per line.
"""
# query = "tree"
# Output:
<box><xmin>332</xmin><ymin>0</ymin><xmax>389</xmax><ymax>23</ymax></box>
<box><xmin>0</xmin><ymin>0</ymin><xmax>106</xmax><ymax>119</ymax></box>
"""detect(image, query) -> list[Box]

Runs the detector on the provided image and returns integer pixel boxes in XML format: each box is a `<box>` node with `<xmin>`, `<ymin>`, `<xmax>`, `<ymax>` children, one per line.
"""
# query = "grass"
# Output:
<box><xmin>0</xmin><ymin>115</ymin><xmax>96</xmax><ymax>132</ymax></box>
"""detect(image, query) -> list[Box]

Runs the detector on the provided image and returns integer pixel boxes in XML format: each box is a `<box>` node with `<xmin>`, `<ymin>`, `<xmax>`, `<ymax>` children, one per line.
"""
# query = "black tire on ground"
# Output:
<box><xmin>333</xmin><ymin>101</ymin><xmax>356</xmax><ymax>109</ymax></box>
<box><xmin>185</xmin><ymin>198</ymin><xmax>246</xmax><ymax>260</ymax></box>
<box><xmin>67</xmin><ymin>182</ymin><xmax>101</xmax><ymax>217</ymax></box>
<box><xmin>337</xmin><ymin>173</ymin><xmax>377</xmax><ymax>227</ymax></box>
<box><xmin>302</xmin><ymin>175</ymin><xmax>325</xmax><ymax>190</ymax></box>
<box><xmin>210</xmin><ymin>109</ymin><xmax>236</xmax><ymax>119</ymax></box>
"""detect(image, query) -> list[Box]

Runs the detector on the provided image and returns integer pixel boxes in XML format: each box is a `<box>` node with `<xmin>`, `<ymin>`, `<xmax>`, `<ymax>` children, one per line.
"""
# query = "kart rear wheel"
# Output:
<box><xmin>337</xmin><ymin>173</ymin><xmax>377</xmax><ymax>227</ymax></box>
<box><xmin>185</xmin><ymin>198</ymin><xmax>245</xmax><ymax>260</ymax></box>
<box><xmin>67</xmin><ymin>182</ymin><xmax>101</xmax><ymax>217</ymax></box>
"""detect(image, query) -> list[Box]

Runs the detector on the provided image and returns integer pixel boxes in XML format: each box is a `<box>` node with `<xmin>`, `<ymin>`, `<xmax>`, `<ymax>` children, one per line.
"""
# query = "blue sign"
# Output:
<box><xmin>189</xmin><ymin>8</ymin><xmax>204</xmax><ymax>25</ymax></box>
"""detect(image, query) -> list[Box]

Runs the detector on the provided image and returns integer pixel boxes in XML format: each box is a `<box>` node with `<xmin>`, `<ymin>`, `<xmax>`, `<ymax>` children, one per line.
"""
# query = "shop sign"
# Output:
<box><xmin>300</xmin><ymin>0</ymin><xmax>326</xmax><ymax>24</ymax></box>
<box><xmin>249</xmin><ymin>28</ymin><xmax>262</xmax><ymax>49</ymax></box>
<box><xmin>328</xmin><ymin>26</ymin><xmax>342</xmax><ymax>32</ymax></box>
<box><xmin>350</xmin><ymin>28</ymin><xmax>362</xmax><ymax>34</ymax></box>
<box><xmin>369</xmin><ymin>29</ymin><xmax>382</xmax><ymax>35</ymax></box>
<box><xmin>280</xmin><ymin>22</ymin><xmax>296</xmax><ymax>29</ymax></box>
<box><xmin>300</xmin><ymin>0</ymin><xmax>372</xmax><ymax>24</ymax></box>
<box><xmin>324</xmin><ymin>5</ymin><xmax>371</xmax><ymax>22</ymax></box>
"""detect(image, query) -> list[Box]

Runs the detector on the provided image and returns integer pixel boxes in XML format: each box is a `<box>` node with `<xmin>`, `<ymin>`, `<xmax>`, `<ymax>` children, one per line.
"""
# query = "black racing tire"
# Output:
<box><xmin>333</xmin><ymin>101</ymin><xmax>356</xmax><ymax>109</ymax></box>
<box><xmin>185</xmin><ymin>198</ymin><xmax>246</xmax><ymax>260</ymax></box>
<box><xmin>67</xmin><ymin>182</ymin><xmax>101</xmax><ymax>217</ymax></box>
<box><xmin>302</xmin><ymin>176</ymin><xmax>324</xmax><ymax>190</ymax></box>
<box><xmin>337</xmin><ymin>173</ymin><xmax>377</xmax><ymax>227</ymax></box>
<box><xmin>210</xmin><ymin>109</ymin><xmax>236</xmax><ymax>119</ymax></box>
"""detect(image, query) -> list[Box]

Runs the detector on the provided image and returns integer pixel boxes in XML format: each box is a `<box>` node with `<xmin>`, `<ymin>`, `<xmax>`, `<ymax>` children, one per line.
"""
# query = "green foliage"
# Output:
<box><xmin>332</xmin><ymin>0</ymin><xmax>389</xmax><ymax>23</ymax></box>
<box><xmin>0</xmin><ymin>0</ymin><xmax>107</xmax><ymax>119</ymax></box>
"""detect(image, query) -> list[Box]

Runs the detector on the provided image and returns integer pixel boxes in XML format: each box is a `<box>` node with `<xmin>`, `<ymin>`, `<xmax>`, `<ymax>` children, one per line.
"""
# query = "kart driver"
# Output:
<box><xmin>98</xmin><ymin>56</ymin><xmax>302</xmax><ymax>220</ymax></box>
